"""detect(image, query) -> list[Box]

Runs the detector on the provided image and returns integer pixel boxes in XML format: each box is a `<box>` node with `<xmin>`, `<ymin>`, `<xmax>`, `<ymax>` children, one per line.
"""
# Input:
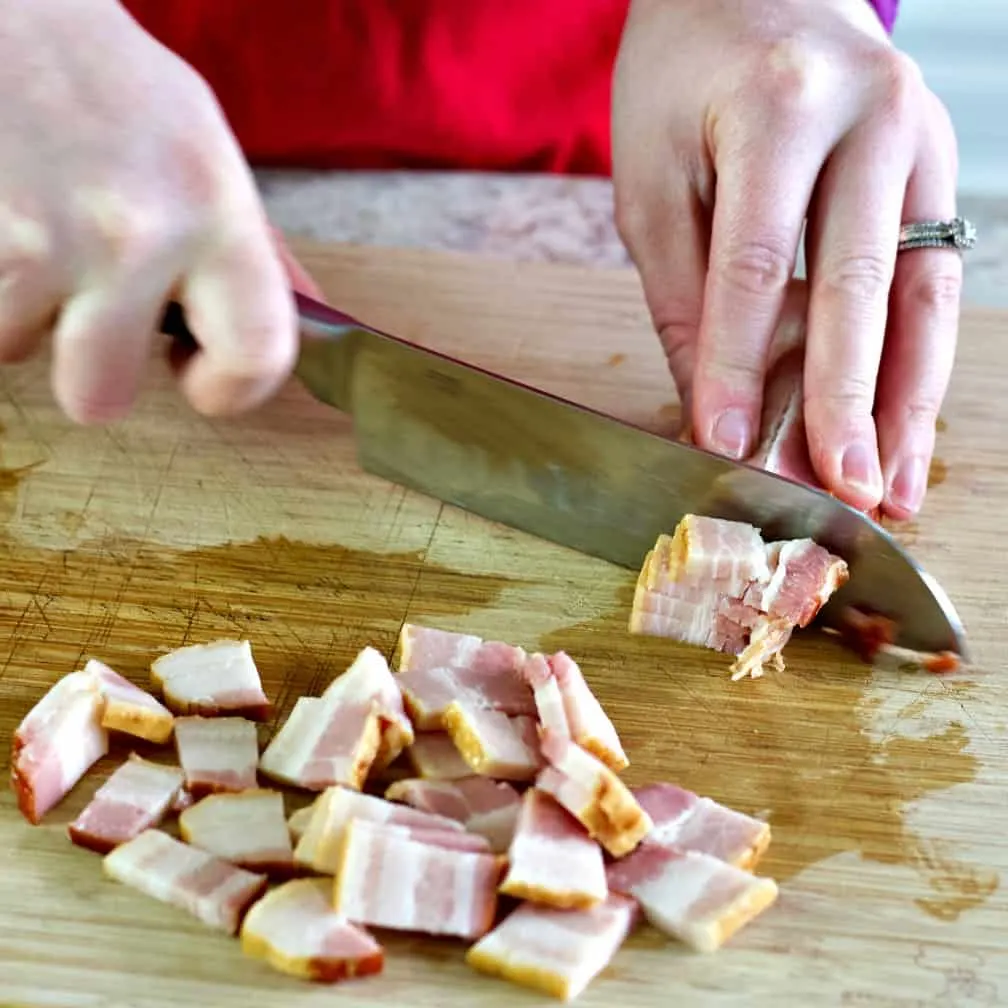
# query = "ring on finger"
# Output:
<box><xmin>898</xmin><ymin>217</ymin><xmax>976</xmax><ymax>253</ymax></box>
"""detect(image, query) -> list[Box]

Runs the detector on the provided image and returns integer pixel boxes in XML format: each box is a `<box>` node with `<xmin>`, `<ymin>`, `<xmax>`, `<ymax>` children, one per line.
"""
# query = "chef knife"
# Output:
<box><xmin>160</xmin><ymin>292</ymin><xmax>968</xmax><ymax>659</ymax></box>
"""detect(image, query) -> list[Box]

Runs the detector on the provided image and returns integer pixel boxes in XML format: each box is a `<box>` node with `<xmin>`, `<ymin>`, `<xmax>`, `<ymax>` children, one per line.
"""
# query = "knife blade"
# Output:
<box><xmin>160</xmin><ymin>292</ymin><xmax>968</xmax><ymax>659</ymax></box>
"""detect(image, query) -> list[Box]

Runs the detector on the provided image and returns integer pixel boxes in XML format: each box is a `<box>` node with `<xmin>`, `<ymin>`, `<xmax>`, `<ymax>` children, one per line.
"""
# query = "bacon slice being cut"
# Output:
<box><xmin>68</xmin><ymin>755</ymin><xmax>184</xmax><ymax>854</ymax></box>
<box><xmin>240</xmin><ymin>878</ymin><xmax>385</xmax><ymax>982</ymax></box>
<box><xmin>179</xmin><ymin>789</ymin><xmax>295</xmax><ymax>874</ymax></box>
<box><xmin>385</xmin><ymin>777</ymin><xmax>522</xmax><ymax>853</ymax></box>
<box><xmin>606</xmin><ymin>846</ymin><xmax>778</xmax><ymax>953</ymax></box>
<box><xmin>259</xmin><ymin>696</ymin><xmax>381</xmax><ymax>792</ymax></box>
<box><xmin>404</xmin><ymin>732</ymin><xmax>473</xmax><ymax>780</ymax></box>
<box><xmin>11</xmin><ymin>671</ymin><xmax>109</xmax><ymax>824</ymax></box>
<box><xmin>332</xmin><ymin>819</ymin><xmax>503</xmax><ymax>940</ymax></box>
<box><xmin>466</xmin><ymin>893</ymin><xmax>639</xmax><ymax>1001</ymax></box>
<box><xmin>102</xmin><ymin>828</ymin><xmax>268</xmax><ymax>935</ymax></box>
<box><xmin>395</xmin><ymin>624</ymin><xmax>534</xmax><ymax>729</ymax></box>
<box><xmin>151</xmin><ymin>640</ymin><xmax>271</xmax><ymax>720</ymax></box>
<box><xmin>630</xmin><ymin>783</ymin><xmax>770</xmax><ymax>870</ymax></box>
<box><xmin>536</xmin><ymin>731</ymin><xmax>651</xmax><ymax>858</ymax></box>
<box><xmin>293</xmin><ymin>784</ymin><xmax>470</xmax><ymax>874</ymax></box>
<box><xmin>443</xmin><ymin>703</ymin><xmax>543</xmax><ymax>781</ymax></box>
<box><xmin>320</xmin><ymin>646</ymin><xmax>414</xmax><ymax>768</ymax></box>
<box><xmin>87</xmin><ymin>660</ymin><xmax>175</xmax><ymax>744</ymax></box>
<box><xmin>174</xmin><ymin>716</ymin><xmax>259</xmax><ymax>797</ymax></box>
<box><xmin>499</xmin><ymin>789</ymin><xmax>607</xmax><ymax>910</ymax></box>
<box><xmin>629</xmin><ymin>514</ymin><xmax>848</xmax><ymax>679</ymax></box>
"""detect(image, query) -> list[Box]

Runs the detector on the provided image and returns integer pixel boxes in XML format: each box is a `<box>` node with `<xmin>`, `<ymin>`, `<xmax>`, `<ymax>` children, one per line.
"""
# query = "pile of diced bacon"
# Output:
<box><xmin>10</xmin><ymin>622</ymin><xmax>784</xmax><ymax>1002</ymax></box>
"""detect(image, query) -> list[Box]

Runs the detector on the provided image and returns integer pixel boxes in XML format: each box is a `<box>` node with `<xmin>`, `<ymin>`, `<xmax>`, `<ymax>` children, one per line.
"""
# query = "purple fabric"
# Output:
<box><xmin>866</xmin><ymin>0</ymin><xmax>899</xmax><ymax>33</ymax></box>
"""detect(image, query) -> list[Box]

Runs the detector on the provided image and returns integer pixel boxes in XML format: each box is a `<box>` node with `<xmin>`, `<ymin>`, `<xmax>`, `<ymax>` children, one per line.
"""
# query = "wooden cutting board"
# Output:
<box><xmin>0</xmin><ymin>238</ymin><xmax>1004</xmax><ymax>1007</ymax></box>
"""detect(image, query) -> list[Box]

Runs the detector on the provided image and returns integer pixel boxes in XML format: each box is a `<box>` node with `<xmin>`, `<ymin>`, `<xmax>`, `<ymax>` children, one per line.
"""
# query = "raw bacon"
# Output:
<box><xmin>631</xmin><ymin>783</ymin><xmax>770</xmax><ymax>870</ymax></box>
<box><xmin>385</xmin><ymin>777</ymin><xmax>522</xmax><ymax>853</ymax></box>
<box><xmin>179</xmin><ymin>789</ymin><xmax>295</xmax><ymax>874</ymax></box>
<box><xmin>151</xmin><ymin>639</ymin><xmax>271</xmax><ymax>720</ymax></box>
<box><xmin>293</xmin><ymin>784</ymin><xmax>469</xmax><ymax>874</ymax></box>
<box><xmin>404</xmin><ymin>732</ymin><xmax>472</xmax><ymax>780</ymax></box>
<box><xmin>170</xmin><ymin>789</ymin><xmax>195</xmax><ymax>814</ymax></box>
<box><xmin>606</xmin><ymin>846</ymin><xmax>778</xmax><ymax>953</ymax></box>
<box><xmin>830</xmin><ymin>605</ymin><xmax>961</xmax><ymax>674</ymax></box>
<box><xmin>259</xmin><ymin>696</ymin><xmax>381</xmax><ymax>792</ymax></box>
<box><xmin>629</xmin><ymin>514</ymin><xmax>848</xmax><ymax>679</ymax></box>
<box><xmin>87</xmin><ymin>660</ymin><xmax>175</xmax><ymax>744</ymax></box>
<box><xmin>174</xmin><ymin>716</ymin><xmax>260</xmax><ymax>797</ymax></box>
<box><xmin>332</xmin><ymin>818</ymin><xmax>504</xmax><ymax>940</ymax></box>
<box><xmin>395</xmin><ymin>623</ymin><xmax>534</xmax><ymax>729</ymax></box>
<box><xmin>537</xmin><ymin>731</ymin><xmax>651</xmax><ymax>858</ymax></box>
<box><xmin>466</xmin><ymin>893</ymin><xmax>639</xmax><ymax>1001</ymax></box>
<box><xmin>443</xmin><ymin>703</ymin><xmax>543</xmax><ymax>781</ymax></box>
<box><xmin>499</xmin><ymin>788</ymin><xmax>607</xmax><ymax>910</ymax></box>
<box><xmin>68</xmin><ymin>755</ymin><xmax>184</xmax><ymax>854</ymax></box>
<box><xmin>287</xmin><ymin>802</ymin><xmax>317</xmax><ymax>843</ymax></box>
<box><xmin>320</xmin><ymin>646</ymin><xmax>414</xmax><ymax>768</ymax></box>
<box><xmin>240</xmin><ymin>878</ymin><xmax>385</xmax><ymax>982</ymax></box>
<box><xmin>11</xmin><ymin>671</ymin><xmax>109</xmax><ymax>824</ymax></box>
<box><xmin>102</xmin><ymin>828</ymin><xmax>268</xmax><ymax>935</ymax></box>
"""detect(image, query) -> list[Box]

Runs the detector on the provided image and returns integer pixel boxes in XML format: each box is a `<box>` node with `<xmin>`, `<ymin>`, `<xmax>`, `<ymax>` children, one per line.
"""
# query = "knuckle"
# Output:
<box><xmin>77</xmin><ymin>189</ymin><xmax>185</xmax><ymax>263</ymax></box>
<box><xmin>613</xmin><ymin>189</ymin><xmax>649</xmax><ymax>249</ymax></box>
<box><xmin>715</xmin><ymin>239</ymin><xmax>793</xmax><ymax>299</ymax></box>
<box><xmin>819</xmin><ymin>250</ymin><xmax>893</xmax><ymax>303</ymax></box>
<box><xmin>806</xmin><ymin>379</ymin><xmax>876</xmax><ymax>418</ymax></box>
<box><xmin>758</xmin><ymin>39</ymin><xmax>832</xmax><ymax>117</ymax></box>
<box><xmin>871</xmin><ymin>49</ymin><xmax>924</xmax><ymax>121</ymax></box>
<box><xmin>902</xmin><ymin>266</ymin><xmax>962</xmax><ymax>314</ymax></box>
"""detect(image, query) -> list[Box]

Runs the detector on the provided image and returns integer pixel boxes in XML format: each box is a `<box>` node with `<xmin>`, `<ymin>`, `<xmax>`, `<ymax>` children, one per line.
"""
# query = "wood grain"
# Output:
<box><xmin>0</xmin><ymin>239</ymin><xmax>1004</xmax><ymax>1007</ymax></box>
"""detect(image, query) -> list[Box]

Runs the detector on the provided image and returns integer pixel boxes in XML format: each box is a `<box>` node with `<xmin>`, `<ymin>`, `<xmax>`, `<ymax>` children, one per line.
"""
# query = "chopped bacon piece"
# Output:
<box><xmin>873</xmin><ymin>644</ymin><xmax>962</xmax><ymax>674</ymax></box>
<box><xmin>521</xmin><ymin>652</ymin><xmax>628</xmax><ymax>773</ymax></box>
<box><xmin>443</xmin><ymin>703</ymin><xmax>543</xmax><ymax>781</ymax></box>
<box><xmin>631</xmin><ymin>783</ymin><xmax>770</xmax><ymax>870</ymax></box>
<box><xmin>536</xmin><ymin>731</ymin><xmax>651</xmax><ymax>858</ymax></box>
<box><xmin>259</xmin><ymin>697</ymin><xmax>381</xmax><ymax>792</ymax></box>
<box><xmin>466</xmin><ymin>893</ymin><xmax>639</xmax><ymax>1001</ymax></box>
<box><xmin>395</xmin><ymin>623</ymin><xmax>534</xmax><ymax>729</ymax></box>
<box><xmin>293</xmin><ymin>784</ymin><xmax>468</xmax><ymax>874</ymax></box>
<box><xmin>11</xmin><ymin>671</ymin><xmax>109</xmax><ymax>824</ymax></box>
<box><xmin>174</xmin><ymin>716</ymin><xmax>259</xmax><ymax>798</ymax></box>
<box><xmin>320</xmin><ymin>646</ymin><xmax>414</xmax><ymax>768</ymax></box>
<box><xmin>287</xmin><ymin>802</ymin><xmax>317</xmax><ymax>843</ymax></box>
<box><xmin>606</xmin><ymin>846</ymin><xmax>778</xmax><ymax>953</ymax></box>
<box><xmin>68</xmin><ymin>755</ymin><xmax>184</xmax><ymax>854</ymax></box>
<box><xmin>151</xmin><ymin>640</ymin><xmax>271</xmax><ymax>720</ymax></box>
<box><xmin>630</xmin><ymin>515</ymin><xmax>848</xmax><ymax>680</ymax></box>
<box><xmin>499</xmin><ymin>789</ymin><xmax>607</xmax><ymax>910</ymax></box>
<box><xmin>404</xmin><ymin>732</ymin><xmax>472</xmax><ymax>780</ymax></box>
<box><xmin>102</xmin><ymin>828</ymin><xmax>268</xmax><ymax>935</ymax></box>
<box><xmin>385</xmin><ymin>777</ymin><xmax>522</xmax><ymax>853</ymax></box>
<box><xmin>87</xmin><ymin>660</ymin><xmax>175</xmax><ymax>744</ymax></box>
<box><xmin>179</xmin><ymin>789</ymin><xmax>295</xmax><ymax>874</ymax></box>
<box><xmin>830</xmin><ymin>605</ymin><xmax>962</xmax><ymax>674</ymax></box>
<box><xmin>332</xmin><ymin>818</ymin><xmax>504</xmax><ymax>940</ymax></box>
<box><xmin>240</xmin><ymin>878</ymin><xmax>385</xmax><ymax>982</ymax></box>
<box><xmin>171</xmin><ymin>789</ymin><xmax>194</xmax><ymax>814</ymax></box>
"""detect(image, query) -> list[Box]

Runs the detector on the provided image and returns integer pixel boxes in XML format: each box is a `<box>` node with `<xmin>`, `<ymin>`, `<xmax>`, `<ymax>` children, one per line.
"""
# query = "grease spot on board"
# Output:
<box><xmin>606</xmin><ymin>353</ymin><xmax>627</xmax><ymax>368</ymax></box>
<box><xmin>936</xmin><ymin>417</ymin><xmax>948</xmax><ymax>433</ymax></box>
<box><xmin>928</xmin><ymin>458</ymin><xmax>949</xmax><ymax>488</ymax></box>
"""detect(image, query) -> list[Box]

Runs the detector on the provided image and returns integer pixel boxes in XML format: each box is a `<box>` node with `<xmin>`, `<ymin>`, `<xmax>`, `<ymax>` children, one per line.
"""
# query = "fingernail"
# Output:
<box><xmin>888</xmin><ymin>456</ymin><xmax>927</xmax><ymax>514</ymax></box>
<box><xmin>711</xmin><ymin>408</ymin><xmax>751</xmax><ymax>460</ymax></box>
<box><xmin>840</xmin><ymin>441</ymin><xmax>883</xmax><ymax>497</ymax></box>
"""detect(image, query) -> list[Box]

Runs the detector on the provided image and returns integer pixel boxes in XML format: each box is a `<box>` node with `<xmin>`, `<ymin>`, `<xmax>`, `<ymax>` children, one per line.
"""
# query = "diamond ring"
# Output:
<box><xmin>898</xmin><ymin>217</ymin><xmax>976</xmax><ymax>253</ymax></box>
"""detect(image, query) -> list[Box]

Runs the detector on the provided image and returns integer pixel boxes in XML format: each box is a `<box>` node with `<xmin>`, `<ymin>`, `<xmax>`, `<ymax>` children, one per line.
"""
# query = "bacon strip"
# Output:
<box><xmin>259</xmin><ymin>696</ymin><xmax>381</xmax><ymax>792</ymax></box>
<box><xmin>466</xmin><ymin>893</ymin><xmax>639</xmax><ymax>1001</ymax></box>
<box><xmin>68</xmin><ymin>755</ymin><xmax>184</xmax><ymax>854</ymax></box>
<box><xmin>536</xmin><ymin>731</ymin><xmax>651</xmax><ymax>858</ymax></box>
<box><xmin>179</xmin><ymin>789</ymin><xmax>295</xmax><ymax>874</ymax></box>
<box><xmin>443</xmin><ymin>703</ymin><xmax>543</xmax><ymax>781</ymax></box>
<box><xmin>830</xmin><ymin>605</ymin><xmax>961</xmax><ymax>674</ymax></box>
<box><xmin>320</xmin><ymin>646</ymin><xmax>414</xmax><ymax>768</ymax></box>
<box><xmin>11</xmin><ymin>671</ymin><xmax>109</xmax><ymax>824</ymax></box>
<box><xmin>151</xmin><ymin>639</ymin><xmax>271</xmax><ymax>720</ymax></box>
<box><xmin>385</xmin><ymin>777</ymin><xmax>522</xmax><ymax>853</ymax></box>
<box><xmin>173</xmin><ymin>716</ymin><xmax>259</xmax><ymax>798</ymax></box>
<box><xmin>293</xmin><ymin>784</ymin><xmax>469</xmax><ymax>874</ymax></box>
<box><xmin>395</xmin><ymin>623</ymin><xmax>534</xmax><ymax>729</ymax></box>
<box><xmin>606</xmin><ymin>846</ymin><xmax>778</xmax><ymax>952</ymax></box>
<box><xmin>404</xmin><ymin>732</ymin><xmax>473</xmax><ymax>780</ymax></box>
<box><xmin>287</xmin><ymin>802</ymin><xmax>317</xmax><ymax>844</ymax></box>
<box><xmin>240</xmin><ymin>878</ymin><xmax>385</xmax><ymax>982</ymax></box>
<box><xmin>87</xmin><ymin>660</ymin><xmax>175</xmax><ymax>744</ymax></box>
<box><xmin>631</xmin><ymin>783</ymin><xmax>770</xmax><ymax>870</ymax></box>
<box><xmin>102</xmin><ymin>828</ymin><xmax>268</xmax><ymax>935</ymax></box>
<box><xmin>499</xmin><ymin>789</ymin><xmax>607</xmax><ymax>909</ymax></box>
<box><xmin>332</xmin><ymin>819</ymin><xmax>504</xmax><ymax>940</ymax></box>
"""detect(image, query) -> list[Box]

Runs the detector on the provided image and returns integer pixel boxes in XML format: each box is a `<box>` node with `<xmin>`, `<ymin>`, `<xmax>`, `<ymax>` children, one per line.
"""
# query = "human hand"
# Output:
<box><xmin>612</xmin><ymin>0</ymin><xmax>962</xmax><ymax>520</ymax></box>
<box><xmin>0</xmin><ymin>0</ymin><xmax>298</xmax><ymax>423</ymax></box>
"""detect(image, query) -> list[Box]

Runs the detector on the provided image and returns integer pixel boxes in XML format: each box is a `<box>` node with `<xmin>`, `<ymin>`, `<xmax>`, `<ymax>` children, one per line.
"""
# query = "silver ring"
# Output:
<box><xmin>898</xmin><ymin>217</ymin><xmax>976</xmax><ymax>253</ymax></box>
